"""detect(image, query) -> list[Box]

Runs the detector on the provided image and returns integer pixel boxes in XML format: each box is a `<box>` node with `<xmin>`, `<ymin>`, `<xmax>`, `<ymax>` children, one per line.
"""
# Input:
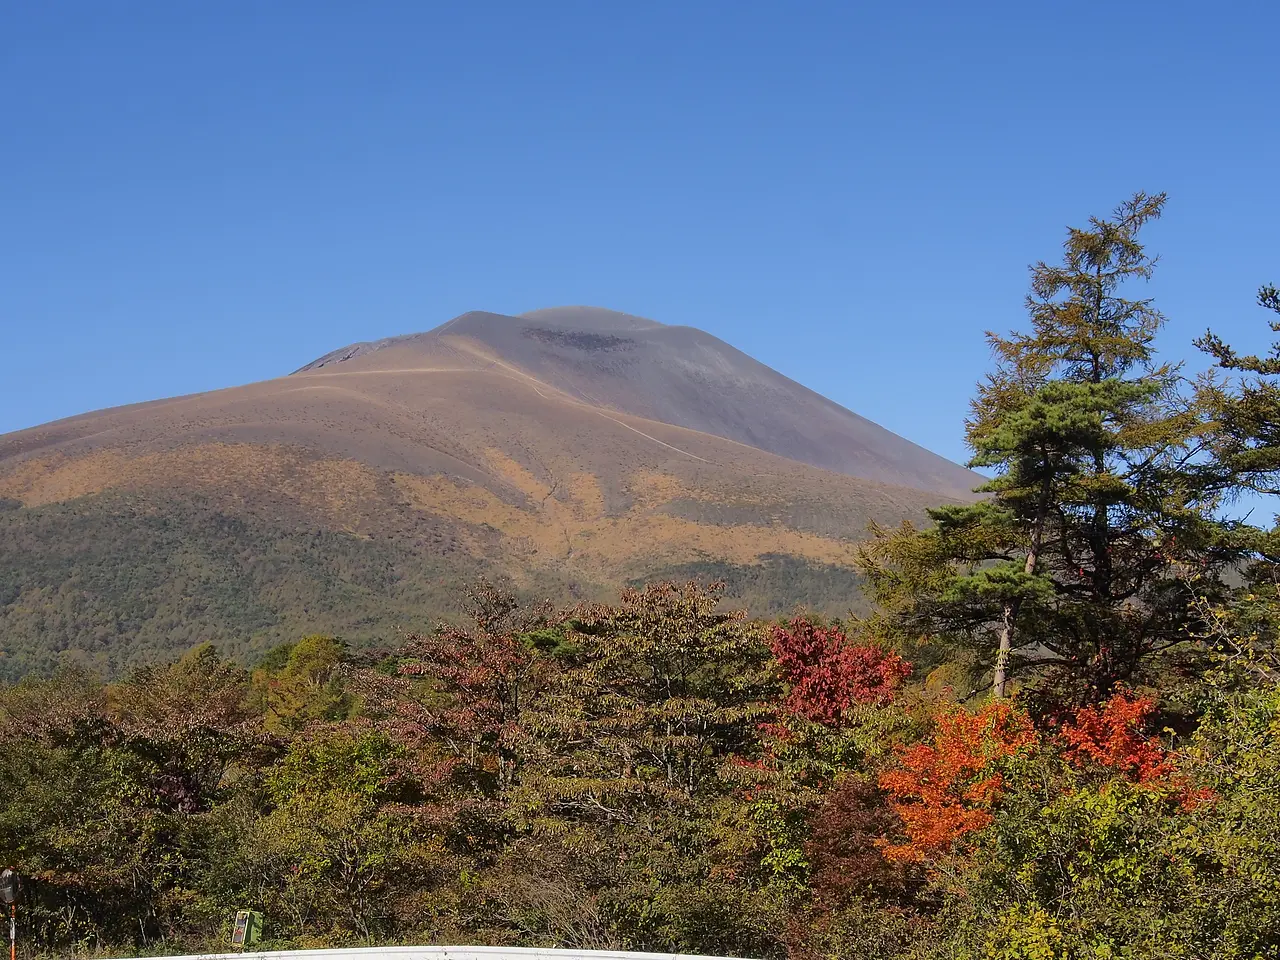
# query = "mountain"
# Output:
<box><xmin>297</xmin><ymin>307</ymin><xmax>978</xmax><ymax>498</ymax></box>
<box><xmin>0</xmin><ymin>307</ymin><xmax>979</xmax><ymax>679</ymax></box>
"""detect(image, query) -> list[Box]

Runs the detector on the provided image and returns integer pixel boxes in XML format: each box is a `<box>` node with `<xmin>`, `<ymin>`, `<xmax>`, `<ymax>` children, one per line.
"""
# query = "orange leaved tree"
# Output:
<box><xmin>878</xmin><ymin>702</ymin><xmax>1038</xmax><ymax>863</ymax></box>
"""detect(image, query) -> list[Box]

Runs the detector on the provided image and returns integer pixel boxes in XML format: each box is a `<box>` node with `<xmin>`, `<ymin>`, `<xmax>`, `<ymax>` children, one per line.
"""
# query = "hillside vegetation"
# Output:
<box><xmin>0</xmin><ymin>307</ymin><xmax>960</xmax><ymax>679</ymax></box>
<box><xmin>0</xmin><ymin>489</ymin><xmax>868</xmax><ymax>680</ymax></box>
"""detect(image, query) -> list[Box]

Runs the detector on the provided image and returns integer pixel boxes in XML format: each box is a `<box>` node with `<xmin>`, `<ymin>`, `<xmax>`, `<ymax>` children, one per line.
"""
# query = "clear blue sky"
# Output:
<box><xmin>3</xmin><ymin>1</ymin><xmax>1277</xmax><ymax>467</ymax></box>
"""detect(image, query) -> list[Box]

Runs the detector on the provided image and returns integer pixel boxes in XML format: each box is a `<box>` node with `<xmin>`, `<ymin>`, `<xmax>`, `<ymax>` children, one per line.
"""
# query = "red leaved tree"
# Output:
<box><xmin>1058</xmin><ymin>690</ymin><xmax>1173</xmax><ymax>783</ymax></box>
<box><xmin>770</xmin><ymin>617</ymin><xmax>911</xmax><ymax>726</ymax></box>
<box><xmin>806</xmin><ymin>777</ymin><xmax>908</xmax><ymax>903</ymax></box>
<box><xmin>398</xmin><ymin>578</ymin><xmax>553</xmax><ymax>790</ymax></box>
<box><xmin>354</xmin><ymin>578</ymin><xmax>554</xmax><ymax>798</ymax></box>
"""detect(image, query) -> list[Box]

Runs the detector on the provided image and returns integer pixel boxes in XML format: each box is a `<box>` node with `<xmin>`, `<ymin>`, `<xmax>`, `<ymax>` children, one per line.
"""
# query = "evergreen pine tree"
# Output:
<box><xmin>859</xmin><ymin>194</ymin><xmax>1242</xmax><ymax>701</ymax></box>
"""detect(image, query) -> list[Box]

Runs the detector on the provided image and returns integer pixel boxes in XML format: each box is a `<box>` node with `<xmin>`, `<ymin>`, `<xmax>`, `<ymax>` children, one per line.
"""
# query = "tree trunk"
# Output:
<box><xmin>994</xmin><ymin>601</ymin><xmax>1014</xmax><ymax>698</ymax></box>
<box><xmin>994</xmin><ymin>476</ymin><xmax>1049</xmax><ymax>699</ymax></box>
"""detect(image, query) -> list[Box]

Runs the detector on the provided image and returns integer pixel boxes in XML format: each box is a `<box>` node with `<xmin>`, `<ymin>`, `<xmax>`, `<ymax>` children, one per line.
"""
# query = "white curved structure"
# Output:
<box><xmin>111</xmin><ymin>947</ymin><xmax>754</xmax><ymax>960</ymax></box>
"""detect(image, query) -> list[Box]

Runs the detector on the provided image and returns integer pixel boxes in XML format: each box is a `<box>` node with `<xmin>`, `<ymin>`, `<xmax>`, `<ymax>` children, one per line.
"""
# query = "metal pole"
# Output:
<box><xmin>8</xmin><ymin>904</ymin><xmax>14</xmax><ymax>960</ymax></box>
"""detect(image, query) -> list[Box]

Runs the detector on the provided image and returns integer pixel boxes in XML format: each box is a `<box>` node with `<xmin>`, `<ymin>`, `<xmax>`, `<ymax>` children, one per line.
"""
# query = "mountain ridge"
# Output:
<box><xmin>290</xmin><ymin>306</ymin><xmax>980</xmax><ymax>497</ymax></box>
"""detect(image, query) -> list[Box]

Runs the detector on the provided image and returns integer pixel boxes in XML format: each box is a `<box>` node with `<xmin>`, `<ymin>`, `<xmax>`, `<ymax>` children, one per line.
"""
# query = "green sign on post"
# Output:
<box><xmin>231</xmin><ymin>909</ymin><xmax>263</xmax><ymax>949</ymax></box>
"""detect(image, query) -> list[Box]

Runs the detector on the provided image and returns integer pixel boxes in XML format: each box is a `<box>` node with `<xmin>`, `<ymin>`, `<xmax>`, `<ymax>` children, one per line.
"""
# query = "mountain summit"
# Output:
<box><xmin>0</xmin><ymin>307</ymin><xmax>977</xmax><ymax>678</ymax></box>
<box><xmin>295</xmin><ymin>307</ymin><xmax>979</xmax><ymax>498</ymax></box>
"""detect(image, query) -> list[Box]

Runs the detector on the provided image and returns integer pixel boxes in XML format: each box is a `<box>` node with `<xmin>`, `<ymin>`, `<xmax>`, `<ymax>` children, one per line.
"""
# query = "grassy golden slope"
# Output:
<box><xmin>1</xmin><ymin>334</ymin><xmax>954</xmax><ymax>569</ymax></box>
<box><xmin>0</xmin><ymin>332</ymin><xmax>964</xmax><ymax>677</ymax></box>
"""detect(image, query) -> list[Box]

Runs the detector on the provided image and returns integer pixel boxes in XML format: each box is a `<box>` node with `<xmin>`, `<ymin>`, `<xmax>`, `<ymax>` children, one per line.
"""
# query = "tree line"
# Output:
<box><xmin>1</xmin><ymin>193</ymin><xmax>1278</xmax><ymax>959</ymax></box>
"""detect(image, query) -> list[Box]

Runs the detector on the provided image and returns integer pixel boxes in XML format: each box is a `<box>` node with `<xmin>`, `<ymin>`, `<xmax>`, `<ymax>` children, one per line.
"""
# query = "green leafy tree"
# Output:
<box><xmin>259</xmin><ymin>635</ymin><xmax>353</xmax><ymax>734</ymax></box>
<box><xmin>234</xmin><ymin>727</ymin><xmax>452</xmax><ymax>942</ymax></box>
<box><xmin>1196</xmin><ymin>283</ymin><xmax>1280</xmax><ymax>496</ymax></box>
<box><xmin>519</xmin><ymin>581</ymin><xmax>773</xmax><ymax>814</ymax></box>
<box><xmin>0</xmin><ymin>650</ymin><xmax>259</xmax><ymax>949</ymax></box>
<box><xmin>512</xmin><ymin>581</ymin><xmax>784</xmax><ymax>956</ymax></box>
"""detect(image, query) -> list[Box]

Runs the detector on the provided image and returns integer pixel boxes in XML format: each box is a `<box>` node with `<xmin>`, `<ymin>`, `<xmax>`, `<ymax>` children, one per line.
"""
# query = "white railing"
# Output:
<box><xmin>105</xmin><ymin>947</ymin><xmax>755</xmax><ymax>960</ymax></box>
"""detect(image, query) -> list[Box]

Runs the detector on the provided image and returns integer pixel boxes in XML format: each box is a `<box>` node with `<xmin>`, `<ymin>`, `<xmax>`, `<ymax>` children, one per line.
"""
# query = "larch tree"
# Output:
<box><xmin>1197</xmin><ymin>283</ymin><xmax>1280</xmax><ymax>497</ymax></box>
<box><xmin>1194</xmin><ymin>283</ymin><xmax>1280</xmax><ymax>674</ymax></box>
<box><xmin>859</xmin><ymin>193</ymin><xmax>1244</xmax><ymax>702</ymax></box>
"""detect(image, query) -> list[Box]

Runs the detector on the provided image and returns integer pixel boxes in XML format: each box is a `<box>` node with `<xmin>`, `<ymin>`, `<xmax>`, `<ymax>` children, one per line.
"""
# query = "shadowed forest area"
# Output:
<box><xmin>2</xmin><ymin>195</ymin><xmax>1279</xmax><ymax>959</ymax></box>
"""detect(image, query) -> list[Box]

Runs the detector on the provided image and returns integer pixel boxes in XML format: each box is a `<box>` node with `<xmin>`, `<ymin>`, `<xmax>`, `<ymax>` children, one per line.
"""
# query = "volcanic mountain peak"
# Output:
<box><xmin>294</xmin><ymin>307</ymin><xmax>662</xmax><ymax>373</ymax></box>
<box><xmin>519</xmin><ymin>305</ymin><xmax>666</xmax><ymax>331</ymax></box>
<box><xmin>292</xmin><ymin>307</ymin><xmax>980</xmax><ymax>498</ymax></box>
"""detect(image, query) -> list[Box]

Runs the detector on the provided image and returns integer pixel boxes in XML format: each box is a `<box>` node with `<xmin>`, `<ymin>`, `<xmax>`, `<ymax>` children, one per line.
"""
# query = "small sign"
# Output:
<box><xmin>0</xmin><ymin>869</ymin><xmax>21</xmax><ymax>906</ymax></box>
<box><xmin>231</xmin><ymin>909</ymin><xmax>262</xmax><ymax>948</ymax></box>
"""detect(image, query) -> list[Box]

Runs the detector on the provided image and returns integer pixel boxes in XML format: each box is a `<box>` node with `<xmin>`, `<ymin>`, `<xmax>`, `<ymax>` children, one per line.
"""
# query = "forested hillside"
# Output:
<box><xmin>2</xmin><ymin>195</ymin><xmax>1278</xmax><ymax>960</ymax></box>
<box><xmin>0</xmin><ymin>489</ymin><xmax>868</xmax><ymax>681</ymax></box>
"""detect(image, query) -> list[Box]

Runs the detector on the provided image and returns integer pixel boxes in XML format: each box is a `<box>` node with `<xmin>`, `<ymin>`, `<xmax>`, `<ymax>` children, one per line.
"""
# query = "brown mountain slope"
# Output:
<box><xmin>0</xmin><ymin>308</ymin><xmax>975</xmax><ymax>678</ymax></box>
<box><xmin>297</xmin><ymin>307</ymin><xmax>983</xmax><ymax>498</ymax></box>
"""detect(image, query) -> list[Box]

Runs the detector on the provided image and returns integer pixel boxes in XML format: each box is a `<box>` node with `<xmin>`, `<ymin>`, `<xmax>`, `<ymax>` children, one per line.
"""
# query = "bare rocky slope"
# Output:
<box><xmin>297</xmin><ymin>307</ymin><xmax>979</xmax><ymax>498</ymax></box>
<box><xmin>0</xmin><ymin>307</ymin><xmax>979</xmax><ymax>679</ymax></box>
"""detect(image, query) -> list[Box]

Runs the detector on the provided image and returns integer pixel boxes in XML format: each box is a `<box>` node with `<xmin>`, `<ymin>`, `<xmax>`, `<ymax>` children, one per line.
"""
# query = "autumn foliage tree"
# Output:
<box><xmin>878</xmin><ymin>702</ymin><xmax>1038</xmax><ymax>863</ymax></box>
<box><xmin>876</xmin><ymin>692</ymin><xmax>1191</xmax><ymax>868</ymax></box>
<box><xmin>804</xmin><ymin>777</ymin><xmax>908</xmax><ymax>903</ymax></box>
<box><xmin>387</xmin><ymin>578</ymin><xmax>552</xmax><ymax>791</ymax></box>
<box><xmin>1058</xmin><ymin>690</ymin><xmax>1173</xmax><ymax>783</ymax></box>
<box><xmin>770</xmin><ymin>617</ymin><xmax>911</xmax><ymax>725</ymax></box>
